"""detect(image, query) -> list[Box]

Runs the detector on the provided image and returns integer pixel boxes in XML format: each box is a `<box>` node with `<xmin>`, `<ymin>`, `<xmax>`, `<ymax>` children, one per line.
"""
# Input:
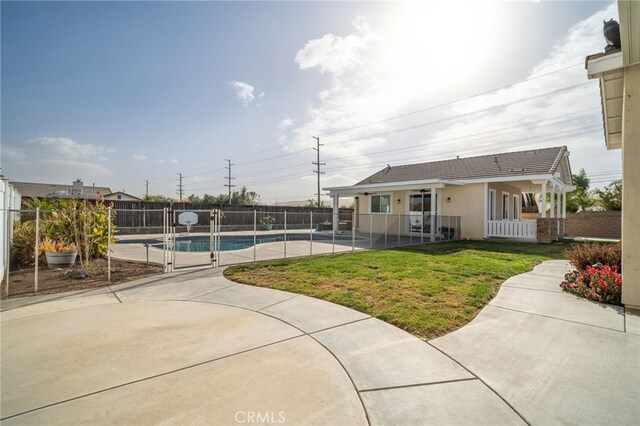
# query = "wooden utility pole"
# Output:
<box><xmin>312</xmin><ymin>136</ymin><xmax>325</xmax><ymax>207</ymax></box>
<box><xmin>224</xmin><ymin>159</ymin><xmax>235</xmax><ymax>205</ymax></box>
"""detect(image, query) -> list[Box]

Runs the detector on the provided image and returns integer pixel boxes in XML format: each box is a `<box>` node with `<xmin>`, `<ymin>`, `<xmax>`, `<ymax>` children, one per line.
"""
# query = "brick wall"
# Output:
<box><xmin>565</xmin><ymin>211</ymin><xmax>621</xmax><ymax>239</ymax></box>
<box><xmin>536</xmin><ymin>218</ymin><xmax>566</xmax><ymax>243</ymax></box>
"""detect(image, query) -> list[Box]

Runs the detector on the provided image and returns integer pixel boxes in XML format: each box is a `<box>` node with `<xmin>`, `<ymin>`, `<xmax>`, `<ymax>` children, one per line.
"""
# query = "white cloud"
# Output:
<box><xmin>277</xmin><ymin>118</ymin><xmax>295</xmax><ymax>130</ymax></box>
<box><xmin>1</xmin><ymin>145</ymin><xmax>26</xmax><ymax>160</ymax></box>
<box><xmin>3</xmin><ymin>159</ymin><xmax>112</xmax><ymax>183</ymax></box>
<box><xmin>132</xmin><ymin>154</ymin><xmax>148</xmax><ymax>161</ymax></box>
<box><xmin>229</xmin><ymin>80</ymin><xmax>256</xmax><ymax>106</ymax></box>
<box><xmin>280</xmin><ymin>4</ymin><xmax>621</xmax><ymax>191</ymax></box>
<box><xmin>295</xmin><ymin>15</ymin><xmax>375</xmax><ymax>75</ymax></box>
<box><xmin>22</xmin><ymin>137</ymin><xmax>113</xmax><ymax>160</ymax></box>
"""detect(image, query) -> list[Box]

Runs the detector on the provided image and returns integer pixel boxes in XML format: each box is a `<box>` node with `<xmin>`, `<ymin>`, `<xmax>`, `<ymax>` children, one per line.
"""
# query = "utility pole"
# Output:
<box><xmin>145</xmin><ymin>180</ymin><xmax>149</xmax><ymax>197</ymax></box>
<box><xmin>312</xmin><ymin>136</ymin><xmax>325</xmax><ymax>207</ymax></box>
<box><xmin>177</xmin><ymin>173</ymin><xmax>184</xmax><ymax>201</ymax></box>
<box><xmin>224</xmin><ymin>159</ymin><xmax>236</xmax><ymax>205</ymax></box>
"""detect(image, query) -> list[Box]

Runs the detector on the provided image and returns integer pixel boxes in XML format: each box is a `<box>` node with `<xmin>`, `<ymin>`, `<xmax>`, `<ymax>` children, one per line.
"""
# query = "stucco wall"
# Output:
<box><xmin>439</xmin><ymin>184</ymin><xmax>485</xmax><ymax>239</ymax></box>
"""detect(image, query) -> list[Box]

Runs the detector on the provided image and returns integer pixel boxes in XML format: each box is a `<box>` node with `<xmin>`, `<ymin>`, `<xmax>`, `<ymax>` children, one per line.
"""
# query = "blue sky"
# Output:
<box><xmin>1</xmin><ymin>1</ymin><xmax>621</xmax><ymax>203</ymax></box>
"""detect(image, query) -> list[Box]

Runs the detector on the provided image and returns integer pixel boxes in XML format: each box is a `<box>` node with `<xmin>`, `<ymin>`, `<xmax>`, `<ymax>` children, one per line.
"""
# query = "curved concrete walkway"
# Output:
<box><xmin>1</xmin><ymin>261</ymin><xmax>638</xmax><ymax>425</ymax></box>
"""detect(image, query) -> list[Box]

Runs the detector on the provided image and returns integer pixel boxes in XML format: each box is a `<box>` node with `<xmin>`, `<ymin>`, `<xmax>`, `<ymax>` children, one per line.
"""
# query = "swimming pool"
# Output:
<box><xmin>135</xmin><ymin>233</ymin><xmax>357</xmax><ymax>252</ymax></box>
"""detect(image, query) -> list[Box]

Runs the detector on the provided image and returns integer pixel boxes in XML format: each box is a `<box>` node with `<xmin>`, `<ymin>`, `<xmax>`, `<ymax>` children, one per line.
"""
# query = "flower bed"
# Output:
<box><xmin>560</xmin><ymin>264</ymin><xmax>622</xmax><ymax>305</ymax></box>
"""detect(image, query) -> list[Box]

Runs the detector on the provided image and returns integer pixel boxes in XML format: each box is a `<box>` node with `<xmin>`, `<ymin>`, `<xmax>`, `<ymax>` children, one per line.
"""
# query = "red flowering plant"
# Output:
<box><xmin>560</xmin><ymin>264</ymin><xmax>622</xmax><ymax>305</ymax></box>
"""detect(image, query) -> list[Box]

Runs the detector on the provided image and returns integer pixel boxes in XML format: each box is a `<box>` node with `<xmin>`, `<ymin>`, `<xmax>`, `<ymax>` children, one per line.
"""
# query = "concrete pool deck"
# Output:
<box><xmin>1</xmin><ymin>260</ymin><xmax>638</xmax><ymax>424</ymax></box>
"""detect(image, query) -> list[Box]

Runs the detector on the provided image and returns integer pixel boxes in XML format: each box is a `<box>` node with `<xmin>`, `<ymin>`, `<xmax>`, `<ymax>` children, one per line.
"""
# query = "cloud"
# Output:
<box><xmin>295</xmin><ymin>16</ymin><xmax>375</xmax><ymax>75</ymax></box>
<box><xmin>3</xmin><ymin>159</ymin><xmax>112</xmax><ymax>183</ymax></box>
<box><xmin>280</xmin><ymin>4</ymin><xmax>621</xmax><ymax>191</ymax></box>
<box><xmin>277</xmin><ymin>118</ymin><xmax>295</xmax><ymax>131</ymax></box>
<box><xmin>1</xmin><ymin>145</ymin><xmax>26</xmax><ymax>160</ymax></box>
<box><xmin>132</xmin><ymin>154</ymin><xmax>148</xmax><ymax>161</ymax></box>
<box><xmin>229</xmin><ymin>81</ymin><xmax>257</xmax><ymax>106</ymax></box>
<box><xmin>21</xmin><ymin>137</ymin><xmax>113</xmax><ymax>160</ymax></box>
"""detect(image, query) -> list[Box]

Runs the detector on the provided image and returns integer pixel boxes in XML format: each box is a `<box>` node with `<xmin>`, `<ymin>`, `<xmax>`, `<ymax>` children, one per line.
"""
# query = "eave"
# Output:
<box><xmin>586</xmin><ymin>51</ymin><xmax>624</xmax><ymax>150</ymax></box>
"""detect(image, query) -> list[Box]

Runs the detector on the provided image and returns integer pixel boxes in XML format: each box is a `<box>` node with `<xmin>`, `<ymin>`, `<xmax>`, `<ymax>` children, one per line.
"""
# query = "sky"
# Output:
<box><xmin>1</xmin><ymin>0</ymin><xmax>622</xmax><ymax>204</ymax></box>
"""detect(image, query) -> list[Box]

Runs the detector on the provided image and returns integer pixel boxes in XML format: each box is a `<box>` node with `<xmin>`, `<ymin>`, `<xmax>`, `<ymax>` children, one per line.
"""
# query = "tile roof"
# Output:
<box><xmin>356</xmin><ymin>146</ymin><xmax>567</xmax><ymax>186</ymax></box>
<box><xmin>10</xmin><ymin>182</ymin><xmax>112</xmax><ymax>198</ymax></box>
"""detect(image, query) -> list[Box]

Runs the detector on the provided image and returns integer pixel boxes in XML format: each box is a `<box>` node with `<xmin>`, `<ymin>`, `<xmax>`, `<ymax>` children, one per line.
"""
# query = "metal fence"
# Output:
<box><xmin>2</xmin><ymin>207</ymin><xmax>461</xmax><ymax>298</ymax></box>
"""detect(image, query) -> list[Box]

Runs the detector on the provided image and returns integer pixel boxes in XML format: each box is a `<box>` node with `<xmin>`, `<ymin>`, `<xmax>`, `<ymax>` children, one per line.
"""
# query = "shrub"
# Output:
<box><xmin>260</xmin><ymin>215</ymin><xmax>276</xmax><ymax>225</ymax></box>
<box><xmin>39</xmin><ymin>239</ymin><xmax>77</xmax><ymax>254</ymax></box>
<box><xmin>560</xmin><ymin>265</ymin><xmax>622</xmax><ymax>305</ymax></box>
<box><xmin>563</xmin><ymin>241</ymin><xmax>621</xmax><ymax>271</ymax></box>
<box><xmin>11</xmin><ymin>196</ymin><xmax>116</xmax><ymax>267</ymax></box>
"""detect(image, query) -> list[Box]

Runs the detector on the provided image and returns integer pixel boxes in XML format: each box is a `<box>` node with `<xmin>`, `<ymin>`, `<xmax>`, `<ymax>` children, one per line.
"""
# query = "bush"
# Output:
<box><xmin>560</xmin><ymin>265</ymin><xmax>622</xmax><ymax>305</ymax></box>
<box><xmin>563</xmin><ymin>241</ymin><xmax>621</xmax><ymax>271</ymax></box>
<box><xmin>12</xmin><ymin>197</ymin><xmax>117</xmax><ymax>267</ymax></box>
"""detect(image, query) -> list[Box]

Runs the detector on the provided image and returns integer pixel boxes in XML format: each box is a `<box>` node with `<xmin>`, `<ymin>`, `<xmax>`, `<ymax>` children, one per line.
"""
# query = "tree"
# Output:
<box><xmin>144</xmin><ymin>194</ymin><xmax>172</xmax><ymax>202</ymax></box>
<box><xmin>595</xmin><ymin>179</ymin><xmax>622</xmax><ymax>211</ymax></box>
<box><xmin>305</xmin><ymin>199</ymin><xmax>327</xmax><ymax>208</ymax></box>
<box><xmin>566</xmin><ymin>169</ymin><xmax>595</xmax><ymax>213</ymax></box>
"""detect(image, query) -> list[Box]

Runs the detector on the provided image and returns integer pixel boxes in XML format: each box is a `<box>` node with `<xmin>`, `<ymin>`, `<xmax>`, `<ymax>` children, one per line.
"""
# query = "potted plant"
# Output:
<box><xmin>39</xmin><ymin>239</ymin><xmax>78</xmax><ymax>269</ymax></box>
<box><xmin>260</xmin><ymin>215</ymin><xmax>276</xmax><ymax>231</ymax></box>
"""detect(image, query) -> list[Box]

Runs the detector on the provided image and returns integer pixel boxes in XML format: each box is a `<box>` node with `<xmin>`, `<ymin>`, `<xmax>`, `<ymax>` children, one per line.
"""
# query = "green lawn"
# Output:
<box><xmin>224</xmin><ymin>241</ymin><xmax>571</xmax><ymax>340</ymax></box>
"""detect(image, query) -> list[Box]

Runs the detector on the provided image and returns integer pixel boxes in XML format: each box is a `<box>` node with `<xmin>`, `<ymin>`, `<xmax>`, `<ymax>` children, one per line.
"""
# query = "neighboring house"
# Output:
<box><xmin>325</xmin><ymin>146</ymin><xmax>574</xmax><ymax>241</ymax></box>
<box><xmin>585</xmin><ymin>1</ymin><xmax>639</xmax><ymax>309</ymax></box>
<box><xmin>103</xmin><ymin>191</ymin><xmax>143</xmax><ymax>202</ymax></box>
<box><xmin>11</xmin><ymin>179</ymin><xmax>111</xmax><ymax>204</ymax></box>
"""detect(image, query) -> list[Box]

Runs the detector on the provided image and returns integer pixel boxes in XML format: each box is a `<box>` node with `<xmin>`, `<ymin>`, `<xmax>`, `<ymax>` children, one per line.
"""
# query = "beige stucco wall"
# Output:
<box><xmin>622</xmin><ymin>63</ymin><xmax>640</xmax><ymax>308</ymax></box>
<box><xmin>439</xmin><ymin>184</ymin><xmax>485</xmax><ymax>239</ymax></box>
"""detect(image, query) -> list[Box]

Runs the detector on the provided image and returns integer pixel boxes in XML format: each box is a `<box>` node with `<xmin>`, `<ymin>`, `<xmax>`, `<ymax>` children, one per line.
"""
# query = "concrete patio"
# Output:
<box><xmin>1</xmin><ymin>260</ymin><xmax>638</xmax><ymax>424</ymax></box>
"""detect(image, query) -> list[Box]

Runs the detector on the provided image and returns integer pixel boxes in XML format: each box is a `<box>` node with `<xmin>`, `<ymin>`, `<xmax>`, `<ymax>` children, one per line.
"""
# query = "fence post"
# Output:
<box><xmin>352</xmin><ymin>211</ymin><xmax>355</xmax><ymax>252</ymax></box>
<box><xmin>384</xmin><ymin>214</ymin><xmax>388</xmax><ymax>247</ymax></box>
<box><xmin>107</xmin><ymin>207</ymin><xmax>111</xmax><ymax>282</ymax></box>
<box><xmin>5</xmin><ymin>208</ymin><xmax>11</xmax><ymax>296</ymax></box>
<box><xmin>284</xmin><ymin>211</ymin><xmax>287</xmax><ymax>259</ymax></box>
<box><xmin>162</xmin><ymin>207</ymin><xmax>167</xmax><ymax>273</ymax></box>
<box><xmin>34</xmin><ymin>207</ymin><xmax>40</xmax><ymax>293</ymax></box>
<box><xmin>253</xmin><ymin>210</ymin><xmax>257</xmax><ymax>262</ymax></box>
<box><xmin>369</xmin><ymin>214</ymin><xmax>373</xmax><ymax>248</ymax></box>
<box><xmin>332</xmin><ymin>212</ymin><xmax>335</xmax><ymax>254</ymax></box>
<box><xmin>421</xmin><ymin>212</ymin><xmax>424</xmax><ymax>245</ymax></box>
<box><xmin>310</xmin><ymin>211</ymin><xmax>313</xmax><ymax>256</ymax></box>
<box><xmin>398</xmin><ymin>214</ymin><xmax>401</xmax><ymax>247</ymax></box>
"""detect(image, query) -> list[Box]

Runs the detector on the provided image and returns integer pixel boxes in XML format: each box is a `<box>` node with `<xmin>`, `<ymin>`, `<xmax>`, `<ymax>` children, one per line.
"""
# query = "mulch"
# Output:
<box><xmin>1</xmin><ymin>258</ymin><xmax>163</xmax><ymax>299</ymax></box>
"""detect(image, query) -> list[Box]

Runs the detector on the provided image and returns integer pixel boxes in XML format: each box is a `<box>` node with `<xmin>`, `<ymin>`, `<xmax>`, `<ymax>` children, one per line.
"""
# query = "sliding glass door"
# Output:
<box><xmin>409</xmin><ymin>192</ymin><xmax>433</xmax><ymax>234</ymax></box>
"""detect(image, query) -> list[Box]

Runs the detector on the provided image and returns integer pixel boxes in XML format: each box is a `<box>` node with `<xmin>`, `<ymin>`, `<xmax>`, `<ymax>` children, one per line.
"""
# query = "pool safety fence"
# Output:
<box><xmin>2</xmin><ymin>208</ymin><xmax>461</xmax><ymax>297</ymax></box>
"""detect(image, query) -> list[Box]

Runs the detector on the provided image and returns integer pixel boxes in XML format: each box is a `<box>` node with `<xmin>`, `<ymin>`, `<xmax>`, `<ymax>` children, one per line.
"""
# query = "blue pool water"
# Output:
<box><xmin>145</xmin><ymin>233</ymin><xmax>352</xmax><ymax>252</ymax></box>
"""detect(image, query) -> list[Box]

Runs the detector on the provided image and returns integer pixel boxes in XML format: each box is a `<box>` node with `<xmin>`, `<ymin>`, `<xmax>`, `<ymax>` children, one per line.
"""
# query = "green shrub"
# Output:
<box><xmin>563</xmin><ymin>241</ymin><xmax>621</xmax><ymax>271</ymax></box>
<box><xmin>11</xmin><ymin>196</ymin><xmax>117</xmax><ymax>267</ymax></box>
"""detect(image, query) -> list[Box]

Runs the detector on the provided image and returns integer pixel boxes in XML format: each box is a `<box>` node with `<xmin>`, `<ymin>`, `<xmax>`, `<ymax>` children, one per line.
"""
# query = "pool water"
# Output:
<box><xmin>150</xmin><ymin>233</ymin><xmax>350</xmax><ymax>252</ymax></box>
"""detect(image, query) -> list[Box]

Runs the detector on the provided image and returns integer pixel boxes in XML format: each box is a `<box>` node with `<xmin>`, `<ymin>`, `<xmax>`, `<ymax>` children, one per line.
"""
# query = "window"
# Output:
<box><xmin>117</xmin><ymin>195</ymin><xmax>122</xmax><ymax>200</ymax></box>
<box><xmin>502</xmin><ymin>192</ymin><xmax>509</xmax><ymax>220</ymax></box>
<box><xmin>371</xmin><ymin>194</ymin><xmax>391</xmax><ymax>214</ymax></box>
<box><xmin>513</xmin><ymin>195</ymin><xmax>519</xmax><ymax>220</ymax></box>
<box><xmin>488</xmin><ymin>189</ymin><xmax>496</xmax><ymax>220</ymax></box>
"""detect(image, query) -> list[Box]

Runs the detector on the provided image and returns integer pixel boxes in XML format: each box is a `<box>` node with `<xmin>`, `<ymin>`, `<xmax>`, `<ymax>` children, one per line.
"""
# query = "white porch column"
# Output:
<box><xmin>541</xmin><ymin>180</ymin><xmax>547</xmax><ymax>218</ymax></box>
<box><xmin>557</xmin><ymin>187</ymin><xmax>562</xmax><ymax>218</ymax></box>
<box><xmin>549</xmin><ymin>182</ymin><xmax>555</xmax><ymax>218</ymax></box>
<box><xmin>562</xmin><ymin>189</ymin><xmax>567</xmax><ymax>218</ymax></box>
<box><xmin>332</xmin><ymin>194</ymin><xmax>340</xmax><ymax>233</ymax></box>
<box><xmin>430</xmin><ymin>187</ymin><xmax>436</xmax><ymax>242</ymax></box>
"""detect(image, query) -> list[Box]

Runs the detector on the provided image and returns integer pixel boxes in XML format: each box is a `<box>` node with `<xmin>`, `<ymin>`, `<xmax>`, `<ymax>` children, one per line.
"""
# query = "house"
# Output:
<box><xmin>103</xmin><ymin>191</ymin><xmax>143</xmax><ymax>202</ymax></box>
<box><xmin>325</xmin><ymin>146</ymin><xmax>574</xmax><ymax>241</ymax></box>
<box><xmin>585</xmin><ymin>1</ymin><xmax>639</xmax><ymax>309</ymax></box>
<box><xmin>11</xmin><ymin>179</ymin><xmax>111</xmax><ymax>203</ymax></box>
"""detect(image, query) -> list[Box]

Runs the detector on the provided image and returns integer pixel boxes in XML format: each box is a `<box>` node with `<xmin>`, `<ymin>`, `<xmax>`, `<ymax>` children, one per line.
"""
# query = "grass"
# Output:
<box><xmin>224</xmin><ymin>240</ymin><xmax>571</xmax><ymax>340</ymax></box>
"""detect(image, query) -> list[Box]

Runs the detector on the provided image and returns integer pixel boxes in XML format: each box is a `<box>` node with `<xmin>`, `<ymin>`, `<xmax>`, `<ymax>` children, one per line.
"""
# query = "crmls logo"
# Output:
<box><xmin>235</xmin><ymin>411</ymin><xmax>286</xmax><ymax>424</ymax></box>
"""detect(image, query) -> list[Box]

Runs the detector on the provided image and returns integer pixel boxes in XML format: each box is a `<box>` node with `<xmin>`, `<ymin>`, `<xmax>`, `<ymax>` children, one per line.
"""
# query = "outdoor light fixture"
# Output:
<box><xmin>397</xmin><ymin>198</ymin><xmax>401</xmax><ymax>204</ymax></box>
<box><xmin>447</xmin><ymin>197</ymin><xmax>452</xmax><ymax>203</ymax></box>
<box><xmin>603</xmin><ymin>19</ymin><xmax>621</xmax><ymax>53</ymax></box>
